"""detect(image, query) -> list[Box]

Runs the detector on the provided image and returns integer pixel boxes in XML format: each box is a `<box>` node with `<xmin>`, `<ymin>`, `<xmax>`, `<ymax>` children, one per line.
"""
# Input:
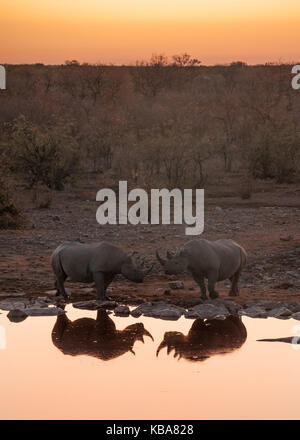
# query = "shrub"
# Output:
<box><xmin>10</xmin><ymin>116</ymin><xmax>80</xmax><ymax>190</ymax></box>
<box><xmin>0</xmin><ymin>174</ymin><xmax>22</xmax><ymax>229</ymax></box>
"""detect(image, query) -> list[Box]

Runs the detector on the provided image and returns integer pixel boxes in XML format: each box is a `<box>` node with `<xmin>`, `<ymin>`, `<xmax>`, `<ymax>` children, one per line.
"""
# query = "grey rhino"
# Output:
<box><xmin>51</xmin><ymin>241</ymin><xmax>152</xmax><ymax>299</ymax></box>
<box><xmin>156</xmin><ymin>238</ymin><xmax>247</xmax><ymax>299</ymax></box>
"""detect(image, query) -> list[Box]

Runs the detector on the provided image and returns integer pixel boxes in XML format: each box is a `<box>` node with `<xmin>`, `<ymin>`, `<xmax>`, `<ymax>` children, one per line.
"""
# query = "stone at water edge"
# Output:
<box><xmin>24</xmin><ymin>307</ymin><xmax>65</xmax><ymax>316</ymax></box>
<box><xmin>130</xmin><ymin>308</ymin><xmax>142</xmax><ymax>318</ymax></box>
<box><xmin>267</xmin><ymin>307</ymin><xmax>292</xmax><ymax>319</ymax></box>
<box><xmin>239</xmin><ymin>306</ymin><xmax>268</xmax><ymax>319</ymax></box>
<box><xmin>0</xmin><ymin>298</ymin><xmax>31</xmax><ymax>311</ymax></box>
<box><xmin>130</xmin><ymin>302</ymin><xmax>155</xmax><ymax>317</ymax></box>
<box><xmin>149</xmin><ymin>308</ymin><xmax>182</xmax><ymax>321</ymax></box>
<box><xmin>185</xmin><ymin>303</ymin><xmax>229</xmax><ymax>320</ymax></box>
<box><xmin>7</xmin><ymin>309</ymin><xmax>28</xmax><ymax>322</ymax></box>
<box><xmin>144</xmin><ymin>304</ymin><xmax>185</xmax><ymax>321</ymax></box>
<box><xmin>292</xmin><ymin>312</ymin><xmax>300</xmax><ymax>321</ymax></box>
<box><xmin>72</xmin><ymin>300</ymin><xmax>117</xmax><ymax>310</ymax></box>
<box><xmin>222</xmin><ymin>300</ymin><xmax>242</xmax><ymax>314</ymax></box>
<box><xmin>130</xmin><ymin>302</ymin><xmax>185</xmax><ymax>320</ymax></box>
<box><xmin>114</xmin><ymin>305</ymin><xmax>130</xmax><ymax>317</ymax></box>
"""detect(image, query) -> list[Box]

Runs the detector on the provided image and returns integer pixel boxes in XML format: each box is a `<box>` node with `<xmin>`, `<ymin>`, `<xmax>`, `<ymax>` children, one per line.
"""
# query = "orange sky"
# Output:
<box><xmin>1</xmin><ymin>0</ymin><xmax>300</xmax><ymax>65</ymax></box>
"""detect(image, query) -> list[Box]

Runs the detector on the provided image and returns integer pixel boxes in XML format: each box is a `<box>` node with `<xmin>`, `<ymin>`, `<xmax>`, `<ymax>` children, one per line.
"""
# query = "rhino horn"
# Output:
<box><xmin>156</xmin><ymin>340</ymin><xmax>167</xmax><ymax>357</ymax></box>
<box><xmin>156</xmin><ymin>250</ymin><xmax>166</xmax><ymax>266</ymax></box>
<box><xmin>143</xmin><ymin>328</ymin><xmax>154</xmax><ymax>341</ymax></box>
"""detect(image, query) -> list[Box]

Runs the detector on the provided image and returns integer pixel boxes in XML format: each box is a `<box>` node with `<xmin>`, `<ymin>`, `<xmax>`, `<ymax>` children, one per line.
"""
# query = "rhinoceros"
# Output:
<box><xmin>51</xmin><ymin>241</ymin><xmax>152</xmax><ymax>299</ymax></box>
<box><xmin>156</xmin><ymin>238</ymin><xmax>247</xmax><ymax>299</ymax></box>
<box><xmin>52</xmin><ymin>309</ymin><xmax>153</xmax><ymax>360</ymax></box>
<box><xmin>156</xmin><ymin>315</ymin><xmax>247</xmax><ymax>361</ymax></box>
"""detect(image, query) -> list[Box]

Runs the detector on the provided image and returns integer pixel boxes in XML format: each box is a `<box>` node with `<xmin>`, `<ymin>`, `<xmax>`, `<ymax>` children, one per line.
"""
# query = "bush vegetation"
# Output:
<box><xmin>0</xmin><ymin>56</ymin><xmax>299</xmax><ymax>226</ymax></box>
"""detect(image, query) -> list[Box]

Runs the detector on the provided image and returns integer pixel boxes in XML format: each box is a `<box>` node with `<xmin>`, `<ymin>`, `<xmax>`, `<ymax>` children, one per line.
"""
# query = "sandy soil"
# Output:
<box><xmin>0</xmin><ymin>180</ymin><xmax>300</xmax><ymax>306</ymax></box>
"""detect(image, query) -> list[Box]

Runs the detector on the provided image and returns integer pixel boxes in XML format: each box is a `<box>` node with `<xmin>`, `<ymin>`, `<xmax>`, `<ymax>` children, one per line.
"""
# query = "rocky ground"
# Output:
<box><xmin>2</xmin><ymin>296</ymin><xmax>300</xmax><ymax>323</ymax></box>
<box><xmin>0</xmin><ymin>180</ymin><xmax>300</xmax><ymax>308</ymax></box>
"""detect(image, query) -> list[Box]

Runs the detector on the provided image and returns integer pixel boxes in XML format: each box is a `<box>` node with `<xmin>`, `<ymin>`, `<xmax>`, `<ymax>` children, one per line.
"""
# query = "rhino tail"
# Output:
<box><xmin>239</xmin><ymin>246</ymin><xmax>247</xmax><ymax>270</ymax></box>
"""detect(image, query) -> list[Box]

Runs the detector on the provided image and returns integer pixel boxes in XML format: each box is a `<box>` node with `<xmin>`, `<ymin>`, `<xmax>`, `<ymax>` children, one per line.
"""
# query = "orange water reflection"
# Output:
<box><xmin>0</xmin><ymin>306</ymin><xmax>300</xmax><ymax>419</ymax></box>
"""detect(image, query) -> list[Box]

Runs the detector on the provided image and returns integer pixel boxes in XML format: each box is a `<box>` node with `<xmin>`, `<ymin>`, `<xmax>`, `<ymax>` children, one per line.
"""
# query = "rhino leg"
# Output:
<box><xmin>52</xmin><ymin>259</ymin><xmax>68</xmax><ymax>298</ymax></box>
<box><xmin>55</xmin><ymin>276</ymin><xmax>68</xmax><ymax>298</ymax></box>
<box><xmin>192</xmin><ymin>273</ymin><xmax>207</xmax><ymax>300</ymax></box>
<box><xmin>93</xmin><ymin>271</ymin><xmax>109</xmax><ymax>300</ymax></box>
<box><xmin>229</xmin><ymin>270</ymin><xmax>240</xmax><ymax>296</ymax></box>
<box><xmin>207</xmin><ymin>271</ymin><xmax>219</xmax><ymax>299</ymax></box>
<box><xmin>104</xmin><ymin>272</ymin><xmax>115</xmax><ymax>298</ymax></box>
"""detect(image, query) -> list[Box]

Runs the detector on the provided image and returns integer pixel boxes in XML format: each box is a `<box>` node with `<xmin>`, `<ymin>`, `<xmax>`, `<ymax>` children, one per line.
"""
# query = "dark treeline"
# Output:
<box><xmin>0</xmin><ymin>54</ymin><xmax>299</xmax><ymax>226</ymax></box>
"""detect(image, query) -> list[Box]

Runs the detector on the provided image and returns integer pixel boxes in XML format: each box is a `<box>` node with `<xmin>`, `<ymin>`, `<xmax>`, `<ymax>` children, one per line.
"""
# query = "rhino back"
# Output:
<box><xmin>57</xmin><ymin>241</ymin><xmax>126</xmax><ymax>281</ymax></box>
<box><xmin>183</xmin><ymin>239</ymin><xmax>220</xmax><ymax>273</ymax></box>
<box><xmin>183</xmin><ymin>239</ymin><xmax>243</xmax><ymax>280</ymax></box>
<box><xmin>211</xmin><ymin>239</ymin><xmax>244</xmax><ymax>280</ymax></box>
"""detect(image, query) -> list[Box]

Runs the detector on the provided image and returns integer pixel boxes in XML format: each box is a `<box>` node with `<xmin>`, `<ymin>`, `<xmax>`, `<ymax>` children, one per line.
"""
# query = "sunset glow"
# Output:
<box><xmin>1</xmin><ymin>0</ymin><xmax>300</xmax><ymax>64</ymax></box>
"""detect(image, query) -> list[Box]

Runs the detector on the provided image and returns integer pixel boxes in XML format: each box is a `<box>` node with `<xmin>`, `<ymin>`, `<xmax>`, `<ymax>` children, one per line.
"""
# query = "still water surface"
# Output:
<box><xmin>0</xmin><ymin>305</ymin><xmax>299</xmax><ymax>419</ymax></box>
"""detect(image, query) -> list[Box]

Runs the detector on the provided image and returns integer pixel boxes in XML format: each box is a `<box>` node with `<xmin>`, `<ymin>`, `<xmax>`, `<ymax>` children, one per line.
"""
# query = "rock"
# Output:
<box><xmin>130</xmin><ymin>308</ymin><xmax>142</xmax><ymax>318</ymax></box>
<box><xmin>280</xmin><ymin>235</ymin><xmax>293</xmax><ymax>241</ymax></box>
<box><xmin>239</xmin><ymin>306</ymin><xmax>268</xmax><ymax>318</ymax></box>
<box><xmin>185</xmin><ymin>303</ymin><xmax>229</xmax><ymax>320</ymax></box>
<box><xmin>144</xmin><ymin>304</ymin><xmax>185</xmax><ymax>321</ymax></box>
<box><xmin>0</xmin><ymin>298</ymin><xmax>31</xmax><ymax>311</ymax></box>
<box><xmin>72</xmin><ymin>300</ymin><xmax>117</xmax><ymax>310</ymax></box>
<box><xmin>268</xmin><ymin>307</ymin><xmax>292</xmax><ymax>319</ymax></box>
<box><xmin>24</xmin><ymin>307</ymin><xmax>65</xmax><ymax>316</ymax></box>
<box><xmin>130</xmin><ymin>302</ymin><xmax>155</xmax><ymax>316</ymax></box>
<box><xmin>131</xmin><ymin>301</ymin><xmax>185</xmax><ymax>321</ymax></box>
<box><xmin>7</xmin><ymin>309</ymin><xmax>28</xmax><ymax>322</ymax></box>
<box><xmin>0</xmin><ymin>292</ymin><xmax>26</xmax><ymax>297</ymax></box>
<box><xmin>292</xmin><ymin>312</ymin><xmax>300</xmax><ymax>321</ymax></box>
<box><xmin>223</xmin><ymin>300</ymin><xmax>242</xmax><ymax>314</ymax></box>
<box><xmin>179</xmin><ymin>298</ymin><xmax>203</xmax><ymax>308</ymax></box>
<box><xmin>169</xmin><ymin>281</ymin><xmax>184</xmax><ymax>290</ymax></box>
<box><xmin>282</xmin><ymin>302</ymin><xmax>300</xmax><ymax>313</ymax></box>
<box><xmin>150</xmin><ymin>308</ymin><xmax>182</xmax><ymax>320</ymax></box>
<box><xmin>245</xmin><ymin>300</ymin><xmax>283</xmax><ymax>311</ymax></box>
<box><xmin>114</xmin><ymin>305</ymin><xmax>130</xmax><ymax>317</ymax></box>
<box><xmin>32</xmin><ymin>299</ymin><xmax>48</xmax><ymax>308</ymax></box>
<box><xmin>184</xmin><ymin>309</ymin><xmax>202</xmax><ymax>319</ymax></box>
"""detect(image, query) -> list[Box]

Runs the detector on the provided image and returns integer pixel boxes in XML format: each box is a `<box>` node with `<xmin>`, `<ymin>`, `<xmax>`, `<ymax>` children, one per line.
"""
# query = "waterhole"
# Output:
<box><xmin>0</xmin><ymin>305</ymin><xmax>299</xmax><ymax>419</ymax></box>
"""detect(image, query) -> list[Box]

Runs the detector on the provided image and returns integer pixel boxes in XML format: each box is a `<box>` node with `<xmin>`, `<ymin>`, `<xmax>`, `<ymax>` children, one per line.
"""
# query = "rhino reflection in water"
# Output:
<box><xmin>51</xmin><ymin>309</ymin><xmax>153</xmax><ymax>361</ymax></box>
<box><xmin>156</xmin><ymin>316</ymin><xmax>247</xmax><ymax>361</ymax></box>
